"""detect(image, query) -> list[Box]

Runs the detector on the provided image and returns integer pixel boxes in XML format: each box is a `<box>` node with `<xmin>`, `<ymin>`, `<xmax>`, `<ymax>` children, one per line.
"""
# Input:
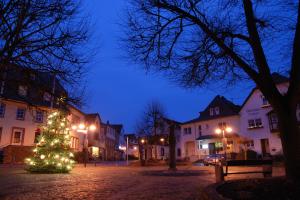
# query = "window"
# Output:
<box><xmin>71</xmin><ymin>137</ymin><xmax>79</xmax><ymax>149</ymax></box>
<box><xmin>206</xmin><ymin>124</ymin><xmax>209</xmax><ymax>130</ymax></box>
<box><xmin>218</xmin><ymin>122</ymin><xmax>226</xmax><ymax>129</ymax></box>
<box><xmin>34</xmin><ymin>130</ymin><xmax>41</xmax><ymax>143</ymax></box>
<box><xmin>255</xmin><ymin>118</ymin><xmax>262</xmax><ymax>127</ymax></box>
<box><xmin>248</xmin><ymin>118</ymin><xmax>263</xmax><ymax>129</ymax></box>
<box><xmin>43</xmin><ymin>92</ymin><xmax>51</xmax><ymax>102</ymax></box>
<box><xmin>16</xmin><ymin>108</ymin><xmax>26</xmax><ymax>120</ymax></box>
<box><xmin>0</xmin><ymin>103</ymin><xmax>5</xmax><ymax>118</ymax></box>
<box><xmin>18</xmin><ymin>85</ymin><xmax>28</xmax><ymax>97</ymax></box>
<box><xmin>198</xmin><ymin>125</ymin><xmax>202</xmax><ymax>136</ymax></box>
<box><xmin>35</xmin><ymin>110</ymin><xmax>43</xmax><ymax>123</ymax></box>
<box><xmin>210</xmin><ymin>108</ymin><xmax>214</xmax><ymax>116</ymax></box>
<box><xmin>183</xmin><ymin>127</ymin><xmax>192</xmax><ymax>135</ymax></box>
<box><xmin>215</xmin><ymin>107</ymin><xmax>220</xmax><ymax>115</ymax></box>
<box><xmin>161</xmin><ymin>147</ymin><xmax>165</xmax><ymax>156</ymax></box>
<box><xmin>177</xmin><ymin>148</ymin><xmax>181</xmax><ymax>157</ymax></box>
<box><xmin>12</xmin><ymin>128</ymin><xmax>24</xmax><ymax>145</ymax></box>
<box><xmin>261</xmin><ymin>95</ymin><xmax>269</xmax><ymax>107</ymax></box>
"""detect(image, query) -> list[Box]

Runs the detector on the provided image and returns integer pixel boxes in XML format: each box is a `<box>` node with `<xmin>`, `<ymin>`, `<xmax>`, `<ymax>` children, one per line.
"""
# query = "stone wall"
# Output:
<box><xmin>3</xmin><ymin>145</ymin><xmax>34</xmax><ymax>164</ymax></box>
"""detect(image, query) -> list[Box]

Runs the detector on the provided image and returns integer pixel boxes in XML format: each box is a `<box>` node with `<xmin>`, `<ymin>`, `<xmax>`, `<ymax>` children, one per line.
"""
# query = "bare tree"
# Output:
<box><xmin>0</xmin><ymin>0</ymin><xmax>91</xmax><ymax>105</ymax></box>
<box><xmin>136</xmin><ymin>101</ymin><xmax>166</xmax><ymax>160</ymax></box>
<box><xmin>124</xmin><ymin>0</ymin><xmax>300</xmax><ymax>182</ymax></box>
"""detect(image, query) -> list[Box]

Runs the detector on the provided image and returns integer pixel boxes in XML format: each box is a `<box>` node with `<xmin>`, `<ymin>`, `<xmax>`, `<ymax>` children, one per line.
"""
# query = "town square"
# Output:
<box><xmin>1</xmin><ymin>0</ymin><xmax>300</xmax><ymax>199</ymax></box>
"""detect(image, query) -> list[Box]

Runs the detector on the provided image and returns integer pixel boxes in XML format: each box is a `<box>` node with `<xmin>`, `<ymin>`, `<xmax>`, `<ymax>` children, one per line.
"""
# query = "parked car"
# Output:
<box><xmin>203</xmin><ymin>154</ymin><xmax>225</xmax><ymax>166</ymax></box>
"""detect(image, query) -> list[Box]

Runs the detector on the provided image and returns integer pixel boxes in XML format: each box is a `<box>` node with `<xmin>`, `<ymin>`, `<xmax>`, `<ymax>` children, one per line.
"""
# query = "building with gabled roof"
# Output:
<box><xmin>180</xmin><ymin>95</ymin><xmax>244</xmax><ymax>161</ymax></box>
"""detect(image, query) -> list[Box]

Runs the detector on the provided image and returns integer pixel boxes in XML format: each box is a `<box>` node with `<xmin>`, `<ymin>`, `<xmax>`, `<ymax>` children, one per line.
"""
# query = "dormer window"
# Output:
<box><xmin>215</xmin><ymin>107</ymin><xmax>220</xmax><ymax>115</ymax></box>
<box><xmin>210</xmin><ymin>108</ymin><xmax>214</xmax><ymax>116</ymax></box>
<box><xmin>210</xmin><ymin>107</ymin><xmax>220</xmax><ymax>116</ymax></box>
<box><xmin>18</xmin><ymin>85</ymin><xmax>28</xmax><ymax>97</ymax></box>
<box><xmin>261</xmin><ymin>95</ymin><xmax>270</xmax><ymax>107</ymax></box>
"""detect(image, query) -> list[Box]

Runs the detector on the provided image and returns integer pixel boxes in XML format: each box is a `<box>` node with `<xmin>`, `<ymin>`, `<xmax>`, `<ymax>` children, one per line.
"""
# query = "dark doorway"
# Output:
<box><xmin>208</xmin><ymin>143</ymin><xmax>216</xmax><ymax>155</ymax></box>
<box><xmin>260</xmin><ymin>138</ymin><xmax>270</xmax><ymax>157</ymax></box>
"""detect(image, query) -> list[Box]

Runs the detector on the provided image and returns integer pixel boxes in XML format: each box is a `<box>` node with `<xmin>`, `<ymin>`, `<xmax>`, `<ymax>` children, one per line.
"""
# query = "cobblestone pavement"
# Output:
<box><xmin>0</xmin><ymin>163</ymin><xmax>285</xmax><ymax>200</ymax></box>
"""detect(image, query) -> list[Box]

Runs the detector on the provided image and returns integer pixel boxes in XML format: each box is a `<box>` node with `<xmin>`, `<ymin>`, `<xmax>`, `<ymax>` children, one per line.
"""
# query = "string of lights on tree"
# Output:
<box><xmin>25</xmin><ymin>111</ymin><xmax>75</xmax><ymax>173</ymax></box>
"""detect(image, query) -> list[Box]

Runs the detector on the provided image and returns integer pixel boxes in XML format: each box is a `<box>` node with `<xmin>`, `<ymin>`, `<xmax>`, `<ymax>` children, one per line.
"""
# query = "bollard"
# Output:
<box><xmin>215</xmin><ymin>164</ymin><xmax>224</xmax><ymax>182</ymax></box>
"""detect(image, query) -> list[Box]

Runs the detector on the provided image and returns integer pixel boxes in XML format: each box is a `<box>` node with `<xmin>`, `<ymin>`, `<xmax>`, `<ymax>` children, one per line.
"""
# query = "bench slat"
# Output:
<box><xmin>226</xmin><ymin>159</ymin><xmax>273</xmax><ymax>166</ymax></box>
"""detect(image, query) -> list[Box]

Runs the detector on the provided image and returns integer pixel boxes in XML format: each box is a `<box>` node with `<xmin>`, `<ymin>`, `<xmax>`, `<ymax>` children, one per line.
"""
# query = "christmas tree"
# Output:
<box><xmin>25</xmin><ymin>111</ymin><xmax>75</xmax><ymax>173</ymax></box>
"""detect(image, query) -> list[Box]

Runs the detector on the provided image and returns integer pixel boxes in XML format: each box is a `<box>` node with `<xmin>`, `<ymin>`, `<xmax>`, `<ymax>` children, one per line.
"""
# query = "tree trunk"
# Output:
<box><xmin>169</xmin><ymin>125</ymin><xmax>177</xmax><ymax>171</ymax></box>
<box><xmin>275</xmin><ymin>102</ymin><xmax>300</xmax><ymax>183</ymax></box>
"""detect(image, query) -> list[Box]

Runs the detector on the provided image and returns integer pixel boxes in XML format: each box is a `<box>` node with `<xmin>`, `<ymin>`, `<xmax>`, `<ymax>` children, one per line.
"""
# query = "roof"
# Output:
<box><xmin>183</xmin><ymin>95</ymin><xmax>241</xmax><ymax>124</ymax></box>
<box><xmin>240</xmin><ymin>72</ymin><xmax>289</xmax><ymax>109</ymax></box>
<box><xmin>85</xmin><ymin>113</ymin><xmax>101</xmax><ymax>123</ymax></box>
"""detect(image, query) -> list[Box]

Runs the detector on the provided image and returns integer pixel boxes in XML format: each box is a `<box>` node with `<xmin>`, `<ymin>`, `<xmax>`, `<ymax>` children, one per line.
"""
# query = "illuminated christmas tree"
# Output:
<box><xmin>25</xmin><ymin>111</ymin><xmax>75</xmax><ymax>173</ymax></box>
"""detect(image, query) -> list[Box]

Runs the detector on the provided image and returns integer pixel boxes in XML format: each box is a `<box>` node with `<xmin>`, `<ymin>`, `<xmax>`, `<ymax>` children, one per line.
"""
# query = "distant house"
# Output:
<box><xmin>85</xmin><ymin>113</ymin><xmax>105</xmax><ymax>160</ymax></box>
<box><xmin>180</xmin><ymin>95</ymin><xmax>243</xmax><ymax>161</ymax></box>
<box><xmin>123</xmin><ymin>133</ymin><xmax>139</xmax><ymax>158</ymax></box>
<box><xmin>239</xmin><ymin>73</ymin><xmax>293</xmax><ymax>157</ymax></box>
<box><xmin>100</xmin><ymin>121</ymin><xmax>124</xmax><ymax>160</ymax></box>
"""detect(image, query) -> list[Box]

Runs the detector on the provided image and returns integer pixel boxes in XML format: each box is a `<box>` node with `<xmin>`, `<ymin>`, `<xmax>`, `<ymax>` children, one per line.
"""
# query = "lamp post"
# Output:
<box><xmin>215</xmin><ymin>126</ymin><xmax>232</xmax><ymax>160</ymax></box>
<box><xmin>72</xmin><ymin>123</ymin><xmax>96</xmax><ymax>167</ymax></box>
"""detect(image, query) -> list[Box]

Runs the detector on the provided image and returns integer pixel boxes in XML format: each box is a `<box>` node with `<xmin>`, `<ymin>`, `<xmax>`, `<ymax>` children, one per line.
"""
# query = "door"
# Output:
<box><xmin>260</xmin><ymin>139</ymin><xmax>270</xmax><ymax>156</ymax></box>
<box><xmin>208</xmin><ymin>143</ymin><xmax>216</xmax><ymax>155</ymax></box>
<box><xmin>185</xmin><ymin>141</ymin><xmax>195</xmax><ymax>157</ymax></box>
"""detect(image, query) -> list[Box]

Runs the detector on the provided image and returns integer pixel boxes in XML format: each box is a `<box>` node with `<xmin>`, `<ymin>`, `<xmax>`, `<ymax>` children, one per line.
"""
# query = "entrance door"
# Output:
<box><xmin>185</xmin><ymin>141</ymin><xmax>195</xmax><ymax>157</ymax></box>
<box><xmin>260</xmin><ymin>139</ymin><xmax>270</xmax><ymax>156</ymax></box>
<box><xmin>208</xmin><ymin>143</ymin><xmax>216</xmax><ymax>155</ymax></box>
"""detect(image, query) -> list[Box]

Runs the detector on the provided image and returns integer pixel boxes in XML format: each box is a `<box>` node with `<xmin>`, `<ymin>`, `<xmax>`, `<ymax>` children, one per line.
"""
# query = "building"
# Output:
<box><xmin>139</xmin><ymin>117</ymin><xmax>181</xmax><ymax>161</ymax></box>
<box><xmin>85</xmin><ymin>113</ymin><xmax>105</xmax><ymax>160</ymax></box>
<box><xmin>0</xmin><ymin>69</ymin><xmax>85</xmax><ymax>163</ymax></box>
<box><xmin>239</xmin><ymin>73</ymin><xmax>291</xmax><ymax>157</ymax></box>
<box><xmin>180</xmin><ymin>95</ymin><xmax>244</xmax><ymax>161</ymax></box>
<box><xmin>123</xmin><ymin>133</ymin><xmax>139</xmax><ymax>159</ymax></box>
<box><xmin>100</xmin><ymin>121</ymin><xmax>124</xmax><ymax>160</ymax></box>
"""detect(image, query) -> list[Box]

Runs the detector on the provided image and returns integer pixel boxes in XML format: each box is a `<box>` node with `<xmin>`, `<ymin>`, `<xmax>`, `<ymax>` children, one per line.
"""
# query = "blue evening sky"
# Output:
<box><xmin>81</xmin><ymin>0</ymin><xmax>260</xmax><ymax>132</ymax></box>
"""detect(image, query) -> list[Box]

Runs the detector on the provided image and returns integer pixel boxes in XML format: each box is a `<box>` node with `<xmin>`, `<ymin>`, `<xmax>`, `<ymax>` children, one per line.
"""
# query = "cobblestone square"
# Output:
<box><xmin>0</xmin><ymin>163</ymin><xmax>216</xmax><ymax>200</ymax></box>
<box><xmin>0</xmin><ymin>163</ymin><xmax>285</xmax><ymax>200</ymax></box>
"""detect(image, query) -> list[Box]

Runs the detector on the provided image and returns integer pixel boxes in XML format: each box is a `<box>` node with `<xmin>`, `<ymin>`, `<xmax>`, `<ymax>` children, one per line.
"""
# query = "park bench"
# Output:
<box><xmin>215</xmin><ymin>159</ymin><xmax>273</xmax><ymax>182</ymax></box>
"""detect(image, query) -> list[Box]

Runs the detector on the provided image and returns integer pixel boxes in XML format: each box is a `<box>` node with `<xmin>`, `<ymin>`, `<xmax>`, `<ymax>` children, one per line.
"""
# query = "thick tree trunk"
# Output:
<box><xmin>169</xmin><ymin>125</ymin><xmax>177</xmax><ymax>171</ymax></box>
<box><xmin>275</xmin><ymin>102</ymin><xmax>300</xmax><ymax>183</ymax></box>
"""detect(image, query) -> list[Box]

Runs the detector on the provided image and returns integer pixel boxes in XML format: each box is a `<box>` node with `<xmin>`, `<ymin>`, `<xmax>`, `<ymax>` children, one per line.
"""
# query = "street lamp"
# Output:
<box><xmin>72</xmin><ymin>123</ymin><xmax>96</xmax><ymax>167</ymax></box>
<box><xmin>215</xmin><ymin>126</ymin><xmax>232</xmax><ymax>160</ymax></box>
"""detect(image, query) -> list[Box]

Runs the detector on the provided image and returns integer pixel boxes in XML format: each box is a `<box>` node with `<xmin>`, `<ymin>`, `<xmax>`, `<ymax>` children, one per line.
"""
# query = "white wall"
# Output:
<box><xmin>180</xmin><ymin>115</ymin><xmax>240</xmax><ymax>159</ymax></box>
<box><xmin>239</xmin><ymin>83</ymin><xmax>289</xmax><ymax>155</ymax></box>
<box><xmin>0</xmin><ymin>100</ymin><xmax>85</xmax><ymax>152</ymax></box>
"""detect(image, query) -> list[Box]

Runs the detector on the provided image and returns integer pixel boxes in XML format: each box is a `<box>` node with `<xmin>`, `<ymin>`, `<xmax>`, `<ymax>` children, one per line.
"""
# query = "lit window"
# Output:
<box><xmin>16</xmin><ymin>108</ymin><xmax>26</xmax><ymax>120</ymax></box>
<box><xmin>35</xmin><ymin>111</ymin><xmax>43</xmax><ymax>123</ymax></box>
<box><xmin>0</xmin><ymin>103</ymin><xmax>5</xmax><ymax>118</ymax></box>
<box><xmin>18</xmin><ymin>85</ymin><xmax>28</xmax><ymax>97</ymax></box>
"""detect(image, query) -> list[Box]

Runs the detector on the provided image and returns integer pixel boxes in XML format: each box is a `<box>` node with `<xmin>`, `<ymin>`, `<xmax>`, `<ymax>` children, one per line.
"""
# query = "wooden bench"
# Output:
<box><xmin>215</xmin><ymin>159</ymin><xmax>273</xmax><ymax>182</ymax></box>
